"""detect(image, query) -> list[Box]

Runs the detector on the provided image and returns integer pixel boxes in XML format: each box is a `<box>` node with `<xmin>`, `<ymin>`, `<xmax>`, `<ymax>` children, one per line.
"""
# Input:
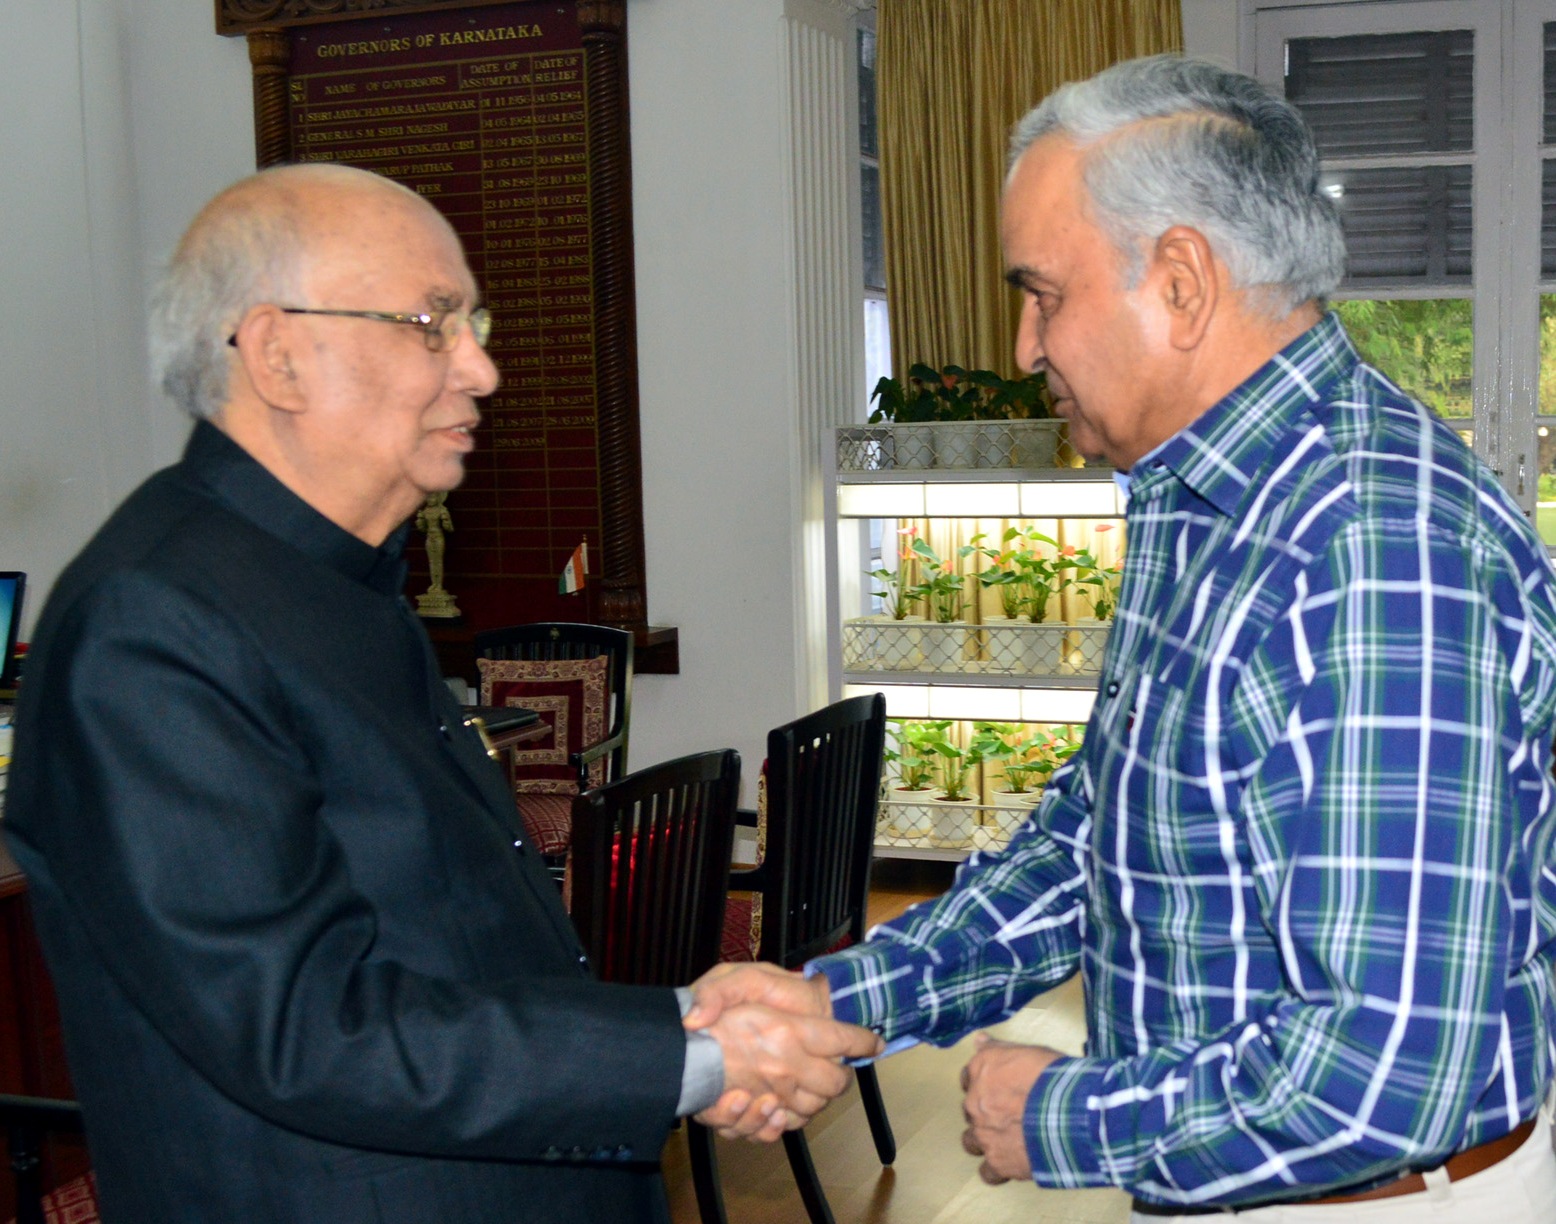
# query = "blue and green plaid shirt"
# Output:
<box><xmin>814</xmin><ymin>314</ymin><xmax>1556</xmax><ymax>1206</ymax></box>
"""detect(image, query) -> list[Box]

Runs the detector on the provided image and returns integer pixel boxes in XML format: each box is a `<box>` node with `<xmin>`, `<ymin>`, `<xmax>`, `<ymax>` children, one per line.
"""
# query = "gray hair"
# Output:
<box><xmin>1009</xmin><ymin>55</ymin><xmax>1345</xmax><ymax>313</ymax></box>
<box><xmin>148</xmin><ymin>163</ymin><xmax>423</xmax><ymax>420</ymax></box>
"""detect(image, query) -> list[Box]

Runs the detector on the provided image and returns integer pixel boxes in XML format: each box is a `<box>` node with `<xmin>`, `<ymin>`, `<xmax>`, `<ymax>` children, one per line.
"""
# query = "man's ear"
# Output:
<box><xmin>1150</xmin><ymin>225</ymin><xmax>1219</xmax><ymax>352</ymax></box>
<box><xmin>230</xmin><ymin>305</ymin><xmax>307</xmax><ymax>414</ymax></box>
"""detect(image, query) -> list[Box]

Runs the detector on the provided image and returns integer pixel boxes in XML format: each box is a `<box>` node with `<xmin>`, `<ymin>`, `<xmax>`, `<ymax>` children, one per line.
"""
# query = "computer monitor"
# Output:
<box><xmin>0</xmin><ymin>572</ymin><xmax>25</xmax><ymax>693</ymax></box>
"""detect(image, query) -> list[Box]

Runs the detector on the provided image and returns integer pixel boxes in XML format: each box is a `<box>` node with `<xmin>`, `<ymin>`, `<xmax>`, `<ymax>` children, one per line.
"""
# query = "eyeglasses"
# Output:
<box><xmin>280</xmin><ymin>306</ymin><xmax>492</xmax><ymax>351</ymax></box>
<box><xmin>227</xmin><ymin>305</ymin><xmax>492</xmax><ymax>351</ymax></box>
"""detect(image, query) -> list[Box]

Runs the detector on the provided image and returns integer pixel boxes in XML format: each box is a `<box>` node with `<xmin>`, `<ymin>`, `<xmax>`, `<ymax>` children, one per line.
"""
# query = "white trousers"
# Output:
<box><xmin>1132</xmin><ymin>1111</ymin><xmax>1556</xmax><ymax>1223</ymax></box>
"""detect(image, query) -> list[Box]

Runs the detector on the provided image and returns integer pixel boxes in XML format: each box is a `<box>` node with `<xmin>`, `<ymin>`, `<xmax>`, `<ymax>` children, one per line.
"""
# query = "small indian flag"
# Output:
<box><xmin>559</xmin><ymin>540</ymin><xmax>588</xmax><ymax>595</ymax></box>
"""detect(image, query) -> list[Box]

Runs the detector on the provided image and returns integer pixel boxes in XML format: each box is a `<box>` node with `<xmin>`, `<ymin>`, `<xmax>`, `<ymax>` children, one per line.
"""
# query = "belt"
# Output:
<box><xmin>1131</xmin><ymin>1118</ymin><xmax>1536</xmax><ymax>1217</ymax></box>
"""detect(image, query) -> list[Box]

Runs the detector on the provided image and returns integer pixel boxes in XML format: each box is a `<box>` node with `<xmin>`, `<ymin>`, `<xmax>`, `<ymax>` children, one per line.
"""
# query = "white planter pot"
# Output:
<box><xmin>929</xmin><ymin>795</ymin><xmax>976</xmax><ymax>849</ymax></box>
<box><xmin>874</xmin><ymin>615</ymin><xmax>927</xmax><ymax>671</ymax></box>
<box><xmin>931</xmin><ymin>422</ymin><xmax>980</xmax><ymax>469</ymax></box>
<box><xmin>920</xmin><ymin>620</ymin><xmax>971</xmax><ymax>673</ymax></box>
<box><xmin>974</xmin><ymin>789</ymin><xmax>1040</xmax><ymax>852</ymax></box>
<box><xmin>842</xmin><ymin>614</ymin><xmax>895</xmax><ymax>670</ymax></box>
<box><xmin>983</xmin><ymin>619</ymin><xmax>1066</xmax><ymax>676</ymax></box>
<box><xmin>1067</xmin><ymin>617</ymin><xmax>1112</xmax><ymax>674</ymax></box>
<box><xmin>882</xmin><ymin>789</ymin><xmax>936</xmax><ymax>839</ymax></box>
<box><xmin>886</xmin><ymin>424</ymin><xmax>935</xmax><ymax>470</ymax></box>
<box><xmin>1009</xmin><ymin>420</ymin><xmax>1064</xmax><ymax>469</ymax></box>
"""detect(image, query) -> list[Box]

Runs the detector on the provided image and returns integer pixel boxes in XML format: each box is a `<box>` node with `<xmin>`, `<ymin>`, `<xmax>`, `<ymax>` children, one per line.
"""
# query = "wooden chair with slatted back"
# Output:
<box><xmin>569</xmin><ymin>748</ymin><xmax>741</xmax><ymax>1224</ymax></box>
<box><xmin>1</xmin><ymin>1094</ymin><xmax>89</xmax><ymax>1224</ymax></box>
<box><xmin>722</xmin><ymin>692</ymin><xmax>894</xmax><ymax>1224</ymax></box>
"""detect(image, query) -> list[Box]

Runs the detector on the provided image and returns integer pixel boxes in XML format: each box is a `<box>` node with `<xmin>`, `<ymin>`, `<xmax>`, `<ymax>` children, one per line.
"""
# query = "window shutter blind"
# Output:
<box><xmin>1286</xmin><ymin>30</ymin><xmax>1474</xmax><ymax>287</ymax></box>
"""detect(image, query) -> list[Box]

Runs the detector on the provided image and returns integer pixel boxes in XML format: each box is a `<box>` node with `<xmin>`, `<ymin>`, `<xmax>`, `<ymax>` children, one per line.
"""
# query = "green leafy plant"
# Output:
<box><xmin>972</xmin><ymin>722</ymin><xmax>1081</xmax><ymax>793</ymax></box>
<box><xmin>913</xmin><ymin>721</ymin><xmax>981</xmax><ymax>801</ymax></box>
<box><xmin>867</xmin><ymin>524</ymin><xmax>923</xmax><ymax>619</ymax></box>
<box><xmin>973</xmin><ymin>526</ymin><xmax>1072</xmax><ymax>623</ymax></box>
<box><xmin>1067</xmin><ymin>525</ymin><xmax>1124</xmax><ymax>621</ymax></box>
<box><xmin>869</xmin><ymin>363</ymin><xmax>1051</xmax><ymax>423</ymax></box>
<box><xmin>885</xmin><ymin>719</ymin><xmax>944</xmax><ymax>791</ymax></box>
<box><xmin>1333</xmin><ymin>298</ymin><xmax>1471</xmax><ymax>420</ymax></box>
<box><xmin>909</xmin><ymin>536</ymin><xmax>977</xmax><ymax>624</ymax></box>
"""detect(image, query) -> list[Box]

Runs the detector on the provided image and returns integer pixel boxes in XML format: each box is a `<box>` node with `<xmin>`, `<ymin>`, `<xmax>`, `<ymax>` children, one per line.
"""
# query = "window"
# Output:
<box><xmin>859</xmin><ymin>14</ymin><xmax>891</xmax><ymax>417</ymax></box>
<box><xmin>1253</xmin><ymin>0</ymin><xmax>1556</xmax><ymax>542</ymax></box>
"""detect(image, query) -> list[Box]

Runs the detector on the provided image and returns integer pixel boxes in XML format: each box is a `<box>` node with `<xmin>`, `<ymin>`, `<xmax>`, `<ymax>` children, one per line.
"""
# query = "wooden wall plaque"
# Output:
<box><xmin>219</xmin><ymin>0</ymin><xmax>677</xmax><ymax>672</ymax></box>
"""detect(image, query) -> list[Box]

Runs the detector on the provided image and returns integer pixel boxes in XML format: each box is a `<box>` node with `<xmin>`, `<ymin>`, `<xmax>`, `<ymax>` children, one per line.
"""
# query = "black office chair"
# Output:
<box><xmin>1</xmin><ymin>1093</ymin><xmax>87</xmax><ymax>1224</ymax></box>
<box><xmin>569</xmin><ymin>749</ymin><xmax>741</xmax><ymax>1224</ymax></box>
<box><xmin>473</xmin><ymin>623</ymin><xmax>633</xmax><ymax>885</ymax></box>
<box><xmin>720</xmin><ymin>693</ymin><xmax>894</xmax><ymax>1224</ymax></box>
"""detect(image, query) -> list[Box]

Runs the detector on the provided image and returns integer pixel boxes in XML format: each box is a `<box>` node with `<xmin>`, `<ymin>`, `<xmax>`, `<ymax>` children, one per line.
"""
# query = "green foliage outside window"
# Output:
<box><xmin>1332</xmin><ymin>298</ymin><xmax>1473</xmax><ymax>419</ymax></box>
<box><xmin>1540</xmin><ymin>295</ymin><xmax>1556</xmax><ymax>413</ymax></box>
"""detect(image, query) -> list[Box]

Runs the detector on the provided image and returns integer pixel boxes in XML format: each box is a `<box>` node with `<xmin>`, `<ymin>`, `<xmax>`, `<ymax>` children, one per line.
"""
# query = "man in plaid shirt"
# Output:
<box><xmin>691</xmin><ymin>56</ymin><xmax>1556</xmax><ymax>1218</ymax></box>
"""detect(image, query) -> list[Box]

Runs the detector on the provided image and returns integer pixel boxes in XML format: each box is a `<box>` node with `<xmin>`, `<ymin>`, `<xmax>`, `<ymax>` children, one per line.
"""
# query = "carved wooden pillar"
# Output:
<box><xmin>247</xmin><ymin>26</ymin><xmax>292</xmax><ymax>168</ymax></box>
<box><xmin>576</xmin><ymin>0</ymin><xmax>646</xmax><ymax>632</ymax></box>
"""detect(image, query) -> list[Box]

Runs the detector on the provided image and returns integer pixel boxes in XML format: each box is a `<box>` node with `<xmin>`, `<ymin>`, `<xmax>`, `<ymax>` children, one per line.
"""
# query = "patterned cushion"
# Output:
<box><xmin>514</xmin><ymin>793</ymin><xmax>575</xmax><ymax>858</ymax></box>
<box><xmin>476</xmin><ymin>656</ymin><xmax>609</xmax><ymax>794</ymax></box>
<box><xmin>5</xmin><ymin>1172</ymin><xmax>100</xmax><ymax>1224</ymax></box>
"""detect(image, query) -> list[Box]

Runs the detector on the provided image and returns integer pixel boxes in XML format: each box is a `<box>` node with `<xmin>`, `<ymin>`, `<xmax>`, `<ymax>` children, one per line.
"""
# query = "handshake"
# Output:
<box><xmin>681</xmin><ymin>961</ymin><xmax>1060</xmax><ymax>1184</ymax></box>
<box><xmin>681</xmin><ymin>962</ymin><xmax>877</xmax><ymax>1142</ymax></box>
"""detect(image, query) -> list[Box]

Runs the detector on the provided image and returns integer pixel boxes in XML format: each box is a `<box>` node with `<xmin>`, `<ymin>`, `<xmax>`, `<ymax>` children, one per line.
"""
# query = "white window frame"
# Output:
<box><xmin>1245</xmin><ymin>0</ymin><xmax>1556</xmax><ymax>518</ymax></box>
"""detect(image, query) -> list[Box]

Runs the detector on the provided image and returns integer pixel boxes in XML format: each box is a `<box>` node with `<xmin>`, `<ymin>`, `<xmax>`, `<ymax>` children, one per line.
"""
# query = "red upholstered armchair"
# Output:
<box><xmin>473</xmin><ymin>623</ymin><xmax>633</xmax><ymax>886</ymax></box>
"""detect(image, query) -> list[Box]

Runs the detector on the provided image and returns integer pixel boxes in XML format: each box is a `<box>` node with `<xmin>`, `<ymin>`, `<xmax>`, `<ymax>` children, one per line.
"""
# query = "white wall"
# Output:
<box><xmin>0</xmin><ymin>1</ymin><xmax>812</xmax><ymax>783</ymax></box>
<box><xmin>0</xmin><ymin>2</ymin><xmax>252</xmax><ymax>626</ymax></box>
<box><xmin>1183</xmin><ymin>0</ymin><xmax>1242</xmax><ymax>66</ymax></box>
<box><xmin>626</xmin><ymin>0</ymin><xmax>808</xmax><ymax>779</ymax></box>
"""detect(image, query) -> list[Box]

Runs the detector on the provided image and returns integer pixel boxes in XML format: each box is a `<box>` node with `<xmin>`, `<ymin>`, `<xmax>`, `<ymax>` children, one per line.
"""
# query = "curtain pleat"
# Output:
<box><xmin>879</xmin><ymin>0</ymin><xmax>1183</xmax><ymax>379</ymax></box>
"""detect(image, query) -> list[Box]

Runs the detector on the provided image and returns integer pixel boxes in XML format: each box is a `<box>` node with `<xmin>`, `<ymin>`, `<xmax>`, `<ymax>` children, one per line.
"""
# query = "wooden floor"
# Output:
<box><xmin>662</xmin><ymin>859</ymin><xmax>1130</xmax><ymax>1224</ymax></box>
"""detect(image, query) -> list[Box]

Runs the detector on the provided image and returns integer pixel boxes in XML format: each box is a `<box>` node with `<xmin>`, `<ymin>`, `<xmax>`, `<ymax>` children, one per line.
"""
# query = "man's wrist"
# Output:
<box><xmin>675</xmin><ymin>987</ymin><xmax>724</xmax><ymax>1116</ymax></box>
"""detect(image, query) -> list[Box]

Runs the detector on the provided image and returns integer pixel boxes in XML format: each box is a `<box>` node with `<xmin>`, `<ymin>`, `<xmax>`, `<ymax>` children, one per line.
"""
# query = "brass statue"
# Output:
<box><xmin>414</xmin><ymin>491</ymin><xmax>461</xmax><ymax>619</ymax></box>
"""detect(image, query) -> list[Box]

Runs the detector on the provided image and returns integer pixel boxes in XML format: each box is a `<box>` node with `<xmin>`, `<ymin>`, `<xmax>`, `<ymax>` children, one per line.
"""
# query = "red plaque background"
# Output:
<box><xmin>288</xmin><ymin>3</ymin><xmax>604</xmax><ymax>626</ymax></box>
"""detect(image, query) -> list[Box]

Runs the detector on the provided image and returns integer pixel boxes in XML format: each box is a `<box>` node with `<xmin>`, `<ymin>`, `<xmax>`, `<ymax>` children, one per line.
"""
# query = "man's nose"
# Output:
<box><xmin>452</xmin><ymin>327</ymin><xmax>501</xmax><ymax>397</ymax></box>
<box><xmin>1014</xmin><ymin>298</ymin><xmax>1046</xmax><ymax>375</ymax></box>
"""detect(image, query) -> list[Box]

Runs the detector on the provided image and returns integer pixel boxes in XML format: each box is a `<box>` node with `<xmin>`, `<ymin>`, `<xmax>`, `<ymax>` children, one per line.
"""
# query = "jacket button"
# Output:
<box><xmin>1106</xmin><ymin>680</ymin><xmax>1120</xmax><ymax>697</ymax></box>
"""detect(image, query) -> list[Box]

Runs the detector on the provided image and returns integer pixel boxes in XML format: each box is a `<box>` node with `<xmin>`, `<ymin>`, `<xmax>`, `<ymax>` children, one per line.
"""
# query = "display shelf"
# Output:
<box><xmin>824</xmin><ymin>426</ymin><xmax>1117</xmax><ymax>861</ymax></box>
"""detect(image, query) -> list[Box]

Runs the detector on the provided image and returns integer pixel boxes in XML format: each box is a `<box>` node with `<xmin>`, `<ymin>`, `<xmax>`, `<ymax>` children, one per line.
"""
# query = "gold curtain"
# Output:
<box><xmin>878</xmin><ymin>0</ymin><xmax>1183</xmax><ymax>378</ymax></box>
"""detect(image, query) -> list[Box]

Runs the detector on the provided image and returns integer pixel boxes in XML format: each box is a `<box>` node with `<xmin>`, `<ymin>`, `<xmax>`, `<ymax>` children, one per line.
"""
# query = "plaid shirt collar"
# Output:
<box><xmin>1133</xmin><ymin>312</ymin><xmax>1357</xmax><ymax>518</ymax></box>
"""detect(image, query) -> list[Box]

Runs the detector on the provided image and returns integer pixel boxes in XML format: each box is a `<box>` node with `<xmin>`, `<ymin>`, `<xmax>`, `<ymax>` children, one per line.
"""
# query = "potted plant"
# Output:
<box><xmin>847</xmin><ymin>524</ymin><xmax>927</xmax><ymax>671</ymax></box>
<box><xmin>908</xmin><ymin>535</ymin><xmax>977</xmax><ymax>672</ymax></box>
<box><xmin>868</xmin><ymin>370</ymin><xmax>938</xmax><ymax>469</ymax></box>
<box><xmin>1065</xmin><ymin>524</ymin><xmax>1123</xmax><ymax>674</ymax></box>
<box><xmin>974</xmin><ymin>526</ymin><xmax>1072</xmax><ymax>674</ymax></box>
<box><xmin>870</xmin><ymin>363</ymin><xmax>1055</xmax><ymax>470</ymax></box>
<box><xmin>969</xmin><ymin>721</ymin><xmax>1048</xmax><ymax>848</ymax></box>
<box><xmin>922</xmin><ymin>721</ymin><xmax>979</xmax><ymax>849</ymax></box>
<box><xmin>881</xmin><ymin>718</ymin><xmax>942</xmax><ymax>839</ymax></box>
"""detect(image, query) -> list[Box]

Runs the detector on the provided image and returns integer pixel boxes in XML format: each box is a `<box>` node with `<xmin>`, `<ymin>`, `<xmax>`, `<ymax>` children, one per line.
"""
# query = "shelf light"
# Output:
<box><xmin>837</xmin><ymin>477</ymin><xmax>1122</xmax><ymax>519</ymax></box>
<box><xmin>842</xmin><ymin>682</ymin><xmax>1097</xmax><ymax>725</ymax></box>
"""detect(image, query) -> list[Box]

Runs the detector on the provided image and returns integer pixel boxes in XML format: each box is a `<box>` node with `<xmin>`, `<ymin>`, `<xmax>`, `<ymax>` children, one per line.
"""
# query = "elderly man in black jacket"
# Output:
<box><xmin>3</xmin><ymin>163</ymin><xmax>877</xmax><ymax>1223</ymax></box>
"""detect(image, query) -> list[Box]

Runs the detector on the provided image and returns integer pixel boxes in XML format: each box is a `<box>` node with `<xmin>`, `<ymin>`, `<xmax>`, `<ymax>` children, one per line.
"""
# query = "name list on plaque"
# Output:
<box><xmin>287</xmin><ymin>3</ymin><xmax>600</xmax><ymax>625</ymax></box>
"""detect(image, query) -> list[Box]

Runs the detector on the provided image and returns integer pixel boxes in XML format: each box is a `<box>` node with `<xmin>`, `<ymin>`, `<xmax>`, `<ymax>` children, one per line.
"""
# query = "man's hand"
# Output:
<box><xmin>684</xmin><ymin>962</ymin><xmax>833</xmax><ymax>1029</ymax></box>
<box><xmin>960</xmin><ymin>1034</ymin><xmax>1059</xmax><ymax>1184</ymax></box>
<box><xmin>689</xmin><ymin>995</ymin><xmax>882</xmax><ymax>1142</ymax></box>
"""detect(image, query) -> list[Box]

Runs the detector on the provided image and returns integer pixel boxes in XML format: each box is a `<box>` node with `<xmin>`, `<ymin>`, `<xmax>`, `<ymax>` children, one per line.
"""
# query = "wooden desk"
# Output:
<box><xmin>0</xmin><ymin>836</ymin><xmax>88</xmax><ymax>1216</ymax></box>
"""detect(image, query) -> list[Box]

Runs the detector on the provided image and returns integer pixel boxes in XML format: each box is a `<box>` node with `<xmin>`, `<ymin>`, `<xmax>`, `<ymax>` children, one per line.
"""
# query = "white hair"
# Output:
<box><xmin>1010</xmin><ymin>55</ymin><xmax>1346</xmax><ymax>313</ymax></box>
<box><xmin>148</xmin><ymin>164</ymin><xmax>423</xmax><ymax>420</ymax></box>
